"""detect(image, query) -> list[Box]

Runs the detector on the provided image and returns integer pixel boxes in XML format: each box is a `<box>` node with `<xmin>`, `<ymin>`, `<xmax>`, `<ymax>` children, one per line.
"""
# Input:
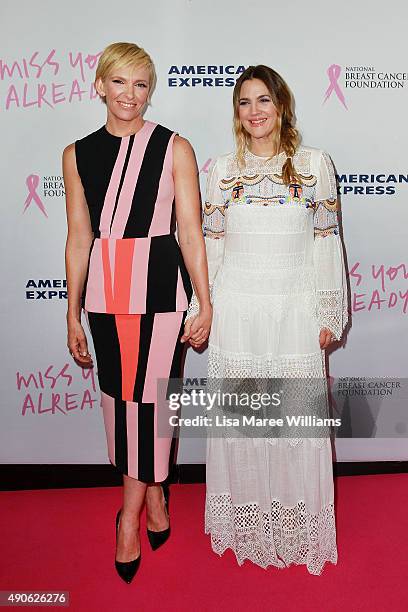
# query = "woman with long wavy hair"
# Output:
<box><xmin>185</xmin><ymin>65</ymin><xmax>348</xmax><ymax>575</ymax></box>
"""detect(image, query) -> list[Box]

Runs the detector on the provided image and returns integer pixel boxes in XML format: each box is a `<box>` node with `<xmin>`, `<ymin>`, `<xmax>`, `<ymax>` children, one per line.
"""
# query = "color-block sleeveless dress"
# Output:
<box><xmin>75</xmin><ymin>121</ymin><xmax>192</xmax><ymax>483</ymax></box>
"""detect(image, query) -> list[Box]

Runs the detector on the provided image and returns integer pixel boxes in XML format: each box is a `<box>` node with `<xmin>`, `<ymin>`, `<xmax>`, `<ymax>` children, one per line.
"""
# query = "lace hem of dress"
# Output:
<box><xmin>317</xmin><ymin>289</ymin><xmax>348</xmax><ymax>340</ymax></box>
<box><xmin>205</xmin><ymin>494</ymin><xmax>337</xmax><ymax>576</ymax></box>
<box><xmin>208</xmin><ymin>346</ymin><xmax>324</xmax><ymax>378</ymax></box>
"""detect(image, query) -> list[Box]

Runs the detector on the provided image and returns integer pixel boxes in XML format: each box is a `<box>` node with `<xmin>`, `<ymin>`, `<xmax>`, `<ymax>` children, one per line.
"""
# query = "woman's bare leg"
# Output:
<box><xmin>146</xmin><ymin>483</ymin><xmax>169</xmax><ymax>532</ymax></box>
<box><xmin>115</xmin><ymin>475</ymin><xmax>146</xmax><ymax>562</ymax></box>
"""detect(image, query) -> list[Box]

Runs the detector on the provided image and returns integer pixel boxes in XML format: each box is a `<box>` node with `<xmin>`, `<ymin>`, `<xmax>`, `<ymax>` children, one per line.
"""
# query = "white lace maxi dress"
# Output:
<box><xmin>188</xmin><ymin>146</ymin><xmax>348</xmax><ymax>576</ymax></box>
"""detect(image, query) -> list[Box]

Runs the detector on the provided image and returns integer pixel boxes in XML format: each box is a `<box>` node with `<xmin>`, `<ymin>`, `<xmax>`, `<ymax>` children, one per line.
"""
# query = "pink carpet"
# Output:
<box><xmin>1</xmin><ymin>474</ymin><xmax>407</xmax><ymax>611</ymax></box>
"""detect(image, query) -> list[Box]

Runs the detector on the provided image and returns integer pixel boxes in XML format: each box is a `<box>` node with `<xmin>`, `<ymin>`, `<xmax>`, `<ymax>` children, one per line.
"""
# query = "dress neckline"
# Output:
<box><xmin>102</xmin><ymin>120</ymin><xmax>150</xmax><ymax>139</ymax></box>
<box><xmin>245</xmin><ymin>148</ymin><xmax>285</xmax><ymax>161</ymax></box>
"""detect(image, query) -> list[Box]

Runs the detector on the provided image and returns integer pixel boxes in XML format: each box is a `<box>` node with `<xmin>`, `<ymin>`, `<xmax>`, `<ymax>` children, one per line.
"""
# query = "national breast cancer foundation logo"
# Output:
<box><xmin>23</xmin><ymin>173</ymin><xmax>65</xmax><ymax>218</ymax></box>
<box><xmin>23</xmin><ymin>174</ymin><xmax>48</xmax><ymax>217</ymax></box>
<box><xmin>323</xmin><ymin>64</ymin><xmax>348</xmax><ymax>110</ymax></box>
<box><xmin>323</xmin><ymin>64</ymin><xmax>408</xmax><ymax>108</ymax></box>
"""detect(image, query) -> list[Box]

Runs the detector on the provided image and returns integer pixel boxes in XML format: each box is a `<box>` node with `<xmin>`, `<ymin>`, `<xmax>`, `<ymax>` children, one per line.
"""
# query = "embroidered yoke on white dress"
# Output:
<box><xmin>188</xmin><ymin>146</ymin><xmax>348</xmax><ymax>575</ymax></box>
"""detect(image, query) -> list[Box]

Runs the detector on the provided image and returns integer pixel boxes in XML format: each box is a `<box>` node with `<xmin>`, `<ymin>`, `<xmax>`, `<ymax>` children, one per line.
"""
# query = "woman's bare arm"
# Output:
<box><xmin>172</xmin><ymin>135</ymin><xmax>212</xmax><ymax>347</ymax></box>
<box><xmin>63</xmin><ymin>143</ymin><xmax>93</xmax><ymax>365</ymax></box>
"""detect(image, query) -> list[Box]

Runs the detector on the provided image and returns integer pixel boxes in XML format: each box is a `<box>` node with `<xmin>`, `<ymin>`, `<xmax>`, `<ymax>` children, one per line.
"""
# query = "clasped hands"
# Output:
<box><xmin>181</xmin><ymin>305</ymin><xmax>212</xmax><ymax>348</ymax></box>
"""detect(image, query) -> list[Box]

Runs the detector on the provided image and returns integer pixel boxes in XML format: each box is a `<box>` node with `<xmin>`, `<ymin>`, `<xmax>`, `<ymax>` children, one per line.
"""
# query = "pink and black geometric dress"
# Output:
<box><xmin>75</xmin><ymin>121</ymin><xmax>192</xmax><ymax>483</ymax></box>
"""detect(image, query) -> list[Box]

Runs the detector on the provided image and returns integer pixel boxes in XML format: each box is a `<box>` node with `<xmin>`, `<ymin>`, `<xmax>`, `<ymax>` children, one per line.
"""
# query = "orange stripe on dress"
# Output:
<box><xmin>113</xmin><ymin>239</ymin><xmax>136</xmax><ymax>313</ymax></box>
<box><xmin>115</xmin><ymin>314</ymin><xmax>141</xmax><ymax>402</ymax></box>
<box><xmin>101</xmin><ymin>239</ymin><xmax>115</xmax><ymax>312</ymax></box>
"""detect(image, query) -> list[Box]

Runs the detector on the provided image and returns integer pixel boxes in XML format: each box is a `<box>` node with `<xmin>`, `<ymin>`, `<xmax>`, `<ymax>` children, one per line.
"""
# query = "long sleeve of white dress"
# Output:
<box><xmin>313</xmin><ymin>151</ymin><xmax>348</xmax><ymax>341</ymax></box>
<box><xmin>186</xmin><ymin>158</ymin><xmax>226</xmax><ymax>320</ymax></box>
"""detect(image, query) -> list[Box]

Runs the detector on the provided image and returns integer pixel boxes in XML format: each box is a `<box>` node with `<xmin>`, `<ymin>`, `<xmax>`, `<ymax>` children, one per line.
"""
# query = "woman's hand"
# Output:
<box><xmin>181</xmin><ymin>306</ymin><xmax>212</xmax><ymax>348</ymax></box>
<box><xmin>319</xmin><ymin>327</ymin><xmax>336</xmax><ymax>349</ymax></box>
<box><xmin>67</xmin><ymin>316</ymin><xmax>93</xmax><ymax>366</ymax></box>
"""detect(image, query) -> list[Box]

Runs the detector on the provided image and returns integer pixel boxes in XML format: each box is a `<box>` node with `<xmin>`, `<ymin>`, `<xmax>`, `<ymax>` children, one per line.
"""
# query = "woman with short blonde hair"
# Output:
<box><xmin>64</xmin><ymin>42</ymin><xmax>211</xmax><ymax>583</ymax></box>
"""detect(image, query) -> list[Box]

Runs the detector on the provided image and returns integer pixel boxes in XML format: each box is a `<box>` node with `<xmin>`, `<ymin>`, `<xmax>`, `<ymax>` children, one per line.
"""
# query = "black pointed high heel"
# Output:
<box><xmin>115</xmin><ymin>510</ymin><xmax>141</xmax><ymax>584</ymax></box>
<box><xmin>147</xmin><ymin>484</ymin><xmax>170</xmax><ymax>551</ymax></box>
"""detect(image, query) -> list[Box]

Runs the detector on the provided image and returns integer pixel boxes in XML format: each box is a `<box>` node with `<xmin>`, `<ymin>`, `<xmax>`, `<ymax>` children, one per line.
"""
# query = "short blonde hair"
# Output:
<box><xmin>95</xmin><ymin>42</ymin><xmax>157</xmax><ymax>102</ymax></box>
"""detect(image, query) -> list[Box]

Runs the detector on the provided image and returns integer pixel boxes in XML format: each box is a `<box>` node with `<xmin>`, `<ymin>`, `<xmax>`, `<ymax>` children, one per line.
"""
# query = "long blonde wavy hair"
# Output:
<box><xmin>233</xmin><ymin>65</ymin><xmax>301</xmax><ymax>185</ymax></box>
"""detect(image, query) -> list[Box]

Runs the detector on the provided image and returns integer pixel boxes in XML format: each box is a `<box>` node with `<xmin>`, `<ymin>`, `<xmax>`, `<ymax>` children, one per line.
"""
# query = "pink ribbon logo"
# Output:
<box><xmin>23</xmin><ymin>174</ymin><xmax>48</xmax><ymax>218</ymax></box>
<box><xmin>323</xmin><ymin>64</ymin><xmax>348</xmax><ymax>109</ymax></box>
<box><xmin>200</xmin><ymin>158</ymin><xmax>212</xmax><ymax>174</ymax></box>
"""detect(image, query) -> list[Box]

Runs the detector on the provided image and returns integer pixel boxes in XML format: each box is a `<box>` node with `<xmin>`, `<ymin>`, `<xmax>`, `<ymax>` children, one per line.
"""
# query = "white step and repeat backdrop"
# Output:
<box><xmin>1</xmin><ymin>0</ymin><xmax>407</xmax><ymax>467</ymax></box>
